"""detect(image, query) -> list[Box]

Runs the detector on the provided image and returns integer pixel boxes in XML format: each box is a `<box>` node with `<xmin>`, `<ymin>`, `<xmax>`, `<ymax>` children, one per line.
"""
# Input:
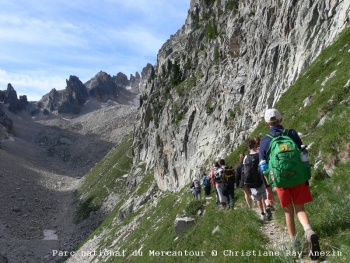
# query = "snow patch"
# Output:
<box><xmin>43</xmin><ymin>230</ymin><xmax>58</xmax><ymax>240</ymax></box>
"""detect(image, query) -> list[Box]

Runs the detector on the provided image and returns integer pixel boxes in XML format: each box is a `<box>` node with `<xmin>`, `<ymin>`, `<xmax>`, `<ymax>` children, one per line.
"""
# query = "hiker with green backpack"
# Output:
<box><xmin>259</xmin><ymin>108</ymin><xmax>321</xmax><ymax>260</ymax></box>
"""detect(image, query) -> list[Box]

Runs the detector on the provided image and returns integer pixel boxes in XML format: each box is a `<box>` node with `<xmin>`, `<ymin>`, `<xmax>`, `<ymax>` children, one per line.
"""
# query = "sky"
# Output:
<box><xmin>0</xmin><ymin>0</ymin><xmax>190</xmax><ymax>101</ymax></box>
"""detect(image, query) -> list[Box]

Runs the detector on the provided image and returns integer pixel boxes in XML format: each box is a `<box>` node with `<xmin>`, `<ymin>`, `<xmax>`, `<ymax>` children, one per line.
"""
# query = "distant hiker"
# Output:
<box><xmin>260</xmin><ymin>108</ymin><xmax>320</xmax><ymax>259</ymax></box>
<box><xmin>211</xmin><ymin>163</ymin><xmax>219</xmax><ymax>204</ymax></box>
<box><xmin>201</xmin><ymin>171</ymin><xmax>211</xmax><ymax>196</ymax></box>
<box><xmin>219</xmin><ymin>159</ymin><xmax>235</xmax><ymax>210</ymax></box>
<box><xmin>235</xmin><ymin>153</ymin><xmax>252</xmax><ymax>208</ymax></box>
<box><xmin>190</xmin><ymin>178</ymin><xmax>201</xmax><ymax>199</ymax></box>
<box><xmin>244</xmin><ymin>139</ymin><xmax>269</xmax><ymax>220</ymax></box>
<box><xmin>212</xmin><ymin>162</ymin><xmax>227</xmax><ymax>208</ymax></box>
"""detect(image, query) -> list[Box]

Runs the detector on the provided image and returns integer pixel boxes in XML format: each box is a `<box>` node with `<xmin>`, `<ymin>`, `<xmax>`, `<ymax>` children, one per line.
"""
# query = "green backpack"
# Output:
<box><xmin>266</xmin><ymin>129</ymin><xmax>311</xmax><ymax>188</ymax></box>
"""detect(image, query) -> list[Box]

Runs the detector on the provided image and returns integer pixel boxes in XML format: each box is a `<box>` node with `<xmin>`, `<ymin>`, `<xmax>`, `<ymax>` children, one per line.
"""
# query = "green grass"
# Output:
<box><xmin>75</xmin><ymin>132</ymin><xmax>133</xmax><ymax>223</ymax></box>
<box><xmin>106</xmin><ymin>189</ymin><xmax>284</xmax><ymax>263</ymax></box>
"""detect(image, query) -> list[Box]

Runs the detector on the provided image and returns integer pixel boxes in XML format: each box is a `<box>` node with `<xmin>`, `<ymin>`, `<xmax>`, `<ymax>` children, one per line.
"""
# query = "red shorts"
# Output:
<box><xmin>275</xmin><ymin>183</ymin><xmax>312</xmax><ymax>207</ymax></box>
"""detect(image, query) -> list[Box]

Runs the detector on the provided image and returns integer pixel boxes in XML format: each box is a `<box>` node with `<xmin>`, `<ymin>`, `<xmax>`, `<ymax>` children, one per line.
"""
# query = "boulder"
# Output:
<box><xmin>174</xmin><ymin>216</ymin><xmax>196</xmax><ymax>237</ymax></box>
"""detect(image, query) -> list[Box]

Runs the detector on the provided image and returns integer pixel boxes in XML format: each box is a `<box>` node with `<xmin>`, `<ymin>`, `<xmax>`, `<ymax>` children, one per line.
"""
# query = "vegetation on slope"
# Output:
<box><xmin>71</xmin><ymin>26</ymin><xmax>350</xmax><ymax>263</ymax></box>
<box><xmin>75</xmin><ymin>132</ymin><xmax>133</xmax><ymax>223</ymax></box>
<box><xmin>226</xmin><ymin>25</ymin><xmax>350</xmax><ymax>262</ymax></box>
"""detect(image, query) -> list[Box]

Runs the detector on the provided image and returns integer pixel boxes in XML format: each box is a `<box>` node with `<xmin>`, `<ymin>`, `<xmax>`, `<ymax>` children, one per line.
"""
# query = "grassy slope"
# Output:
<box><xmin>75</xmin><ymin>132</ymin><xmax>134</xmax><ymax>223</ymax></box>
<box><xmin>226</xmin><ymin>25</ymin><xmax>350</xmax><ymax>262</ymax></box>
<box><xmin>72</xmin><ymin>26</ymin><xmax>350</xmax><ymax>263</ymax></box>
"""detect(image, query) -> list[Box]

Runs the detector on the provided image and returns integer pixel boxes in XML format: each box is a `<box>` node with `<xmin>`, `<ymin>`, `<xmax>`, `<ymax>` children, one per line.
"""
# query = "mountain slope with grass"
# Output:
<box><xmin>133</xmin><ymin>0</ymin><xmax>350</xmax><ymax>192</ymax></box>
<box><xmin>66</xmin><ymin>26</ymin><xmax>350</xmax><ymax>263</ymax></box>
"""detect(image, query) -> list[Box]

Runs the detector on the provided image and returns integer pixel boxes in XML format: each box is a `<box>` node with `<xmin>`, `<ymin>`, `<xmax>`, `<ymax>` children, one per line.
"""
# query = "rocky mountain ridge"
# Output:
<box><xmin>0</xmin><ymin>64</ymin><xmax>156</xmax><ymax>119</ymax></box>
<box><xmin>133</xmin><ymin>0</ymin><xmax>350</xmax><ymax>192</ymax></box>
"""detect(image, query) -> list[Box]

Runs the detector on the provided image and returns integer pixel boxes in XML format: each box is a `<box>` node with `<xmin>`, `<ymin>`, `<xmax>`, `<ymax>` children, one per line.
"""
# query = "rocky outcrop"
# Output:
<box><xmin>0</xmin><ymin>84</ymin><xmax>28</xmax><ymax>113</ymax></box>
<box><xmin>174</xmin><ymin>217</ymin><xmax>196</xmax><ymax>237</ymax></box>
<box><xmin>129</xmin><ymin>72</ymin><xmax>141</xmax><ymax>94</ymax></box>
<box><xmin>58</xmin><ymin>76</ymin><xmax>89</xmax><ymax>114</ymax></box>
<box><xmin>47</xmin><ymin>88</ymin><xmax>62</xmax><ymax>111</ymax></box>
<box><xmin>86</xmin><ymin>71</ymin><xmax>140</xmax><ymax>106</ymax></box>
<box><xmin>117</xmin><ymin>181</ymin><xmax>157</xmax><ymax>222</ymax></box>
<box><xmin>0</xmin><ymin>104</ymin><xmax>14</xmax><ymax>136</ymax></box>
<box><xmin>112</xmin><ymin>72</ymin><xmax>129</xmax><ymax>88</ymax></box>
<box><xmin>133</xmin><ymin>0</ymin><xmax>350</xmax><ymax>191</ymax></box>
<box><xmin>86</xmin><ymin>71</ymin><xmax>118</xmax><ymax>102</ymax></box>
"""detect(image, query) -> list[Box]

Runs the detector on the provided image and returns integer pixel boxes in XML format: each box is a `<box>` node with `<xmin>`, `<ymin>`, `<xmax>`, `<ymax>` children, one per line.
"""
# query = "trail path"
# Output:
<box><xmin>254</xmin><ymin>204</ymin><xmax>322</xmax><ymax>263</ymax></box>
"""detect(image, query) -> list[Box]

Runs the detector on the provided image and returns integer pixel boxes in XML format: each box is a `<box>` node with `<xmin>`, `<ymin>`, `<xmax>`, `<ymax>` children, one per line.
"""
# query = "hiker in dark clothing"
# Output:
<box><xmin>235</xmin><ymin>153</ymin><xmax>252</xmax><ymax>208</ymax></box>
<box><xmin>219</xmin><ymin>159</ymin><xmax>235</xmax><ymax>210</ymax></box>
<box><xmin>201</xmin><ymin>172</ymin><xmax>211</xmax><ymax>196</ymax></box>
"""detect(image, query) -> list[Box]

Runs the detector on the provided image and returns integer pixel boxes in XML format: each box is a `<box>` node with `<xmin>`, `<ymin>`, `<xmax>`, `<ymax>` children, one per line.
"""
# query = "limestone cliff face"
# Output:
<box><xmin>133</xmin><ymin>0</ymin><xmax>350</xmax><ymax>191</ymax></box>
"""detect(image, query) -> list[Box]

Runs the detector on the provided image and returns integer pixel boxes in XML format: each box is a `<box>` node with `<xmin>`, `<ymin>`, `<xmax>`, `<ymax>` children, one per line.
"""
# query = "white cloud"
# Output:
<box><xmin>0</xmin><ymin>69</ymin><xmax>66</xmax><ymax>101</ymax></box>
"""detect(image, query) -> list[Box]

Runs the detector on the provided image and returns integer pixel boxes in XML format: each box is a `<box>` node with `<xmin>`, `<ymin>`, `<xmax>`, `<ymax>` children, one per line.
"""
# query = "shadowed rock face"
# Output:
<box><xmin>86</xmin><ymin>71</ymin><xmax>139</xmax><ymax>105</ymax></box>
<box><xmin>0</xmin><ymin>84</ymin><xmax>28</xmax><ymax>113</ymax></box>
<box><xmin>0</xmin><ymin>105</ymin><xmax>13</xmax><ymax>136</ymax></box>
<box><xmin>132</xmin><ymin>0</ymin><xmax>350</xmax><ymax>192</ymax></box>
<box><xmin>58</xmin><ymin>75</ymin><xmax>89</xmax><ymax>114</ymax></box>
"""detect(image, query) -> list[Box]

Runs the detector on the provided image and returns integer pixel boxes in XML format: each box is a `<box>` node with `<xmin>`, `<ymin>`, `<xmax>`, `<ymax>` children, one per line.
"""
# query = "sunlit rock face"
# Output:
<box><xmin>133</xmin><ymin>0</ymin><xmax>350</xmax><ymax>192</ymax></box>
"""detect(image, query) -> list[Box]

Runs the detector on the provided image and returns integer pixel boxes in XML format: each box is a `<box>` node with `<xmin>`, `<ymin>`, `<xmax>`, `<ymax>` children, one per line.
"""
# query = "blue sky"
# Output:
<box><xmin>0</xmin><ymin>0</ymin><xmax>189</xmax><ymax>101</ymax></box>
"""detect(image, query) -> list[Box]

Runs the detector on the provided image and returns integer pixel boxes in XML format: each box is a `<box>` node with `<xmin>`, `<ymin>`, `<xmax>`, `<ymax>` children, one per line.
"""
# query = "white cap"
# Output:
<box><xmin>264</xmin><ymin>108</ymin><xmax>282</xmax><ymax>123</ymax></box>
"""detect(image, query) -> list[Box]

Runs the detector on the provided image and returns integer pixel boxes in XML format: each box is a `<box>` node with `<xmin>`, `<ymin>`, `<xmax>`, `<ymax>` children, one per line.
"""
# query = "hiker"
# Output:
<box><xmin>201</xmin><ymin>171</ymin><xmax>211</xmax><ymax>196</ymax></box>
<box><xmin>190</xmin><ymin>178</ymin><xmax>201</xmax><ymax>199</ymax></box>
<box><xmin>259</xmin><ymin>108</ymin><xmax>320</xmax><ymax>260</ymax></box>
<box><xmin>244</xmin><ymin>139</ymin><xmax>271</xmax><ymax>220</ymax></box>
<box><xmin>219</xmin><ymin>159</ymin><xmax>235</xmax><ymax>210</ymax></box>
<box><xmin>211</xmin><ymin>163</ymin><xmax>219</xmax><ymax>204</ymax></box>
<box><xmin>235</xmin><ymin>153</ymin><xmax>253</xmax><ymax>208</ymax></box>
<box><xmin>212</xmin><ymin>162</ymin><xmax>227</xmax><ymax>209</ymax></box>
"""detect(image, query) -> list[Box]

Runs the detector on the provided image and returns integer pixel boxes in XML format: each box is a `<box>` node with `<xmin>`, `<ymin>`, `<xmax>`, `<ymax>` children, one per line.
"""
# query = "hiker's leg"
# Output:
<box><xmin>283</xmin><ymin>204</ymin><xmax>296</xmax><ymax>237</ymax></box>
<box><xmin>243</xmin><ymin>187</ymin><xmax>252</xmax><ymax>208</ymax></box>
<box><xmin>291</xmin><ymin>183</ymin><xmax>313</xmax><ymax>228</ymax></box>
<box><xmin>216</xmin><ymin>183</ymin><xmax>225</xmax><ymax>203</ymax></box>
<box><xmin>257</xmin><ymin>199</ymin><xmax>264</xmax><ymax>213</ymax></box>
<box><xmin>276</xmin><ymin>187</ymin><xmax>296</xmax><ymax>237</ymax></box>
<box><xmin>262</xmin><ymin>197</ymin><xmax>267</xmax><ymax>212</ymax></box>
<box><xmin>294</xmin><ymin>204</ymin><xmax>310</xmax><ymax>227</ymax></box>
<box><xmin>227</xmin><ymin>186</ymin><xmax>234</xmax><ymax>208</ymax></box>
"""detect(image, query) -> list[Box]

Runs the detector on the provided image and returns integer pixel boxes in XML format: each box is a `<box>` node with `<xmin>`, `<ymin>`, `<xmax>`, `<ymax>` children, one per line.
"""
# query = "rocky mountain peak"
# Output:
<box><xmin>0</xmin><ymin>83</ymin><xmax>28</xmax><ymax>113</ymax></box>
<box><xmin>113</xmin><ymin>72</ymin><xmax>129</xmax><ymax>87</ymax></box>
<box><xmin>57</xmin><ymin>75</ymin><xmax>89</xmax><ymax>114</ymax></box>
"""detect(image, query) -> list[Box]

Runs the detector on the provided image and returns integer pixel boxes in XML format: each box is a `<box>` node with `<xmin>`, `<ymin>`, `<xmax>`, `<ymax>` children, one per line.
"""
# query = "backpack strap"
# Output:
<box><xmin>282</xmin><ymin>129</ymin><xmax>289</xmax><ymax>136</ymax></box>
<box><xmin>266</xmin><ymin>129</ymin><xmax>289</xmax><ymax>138</ymax></box>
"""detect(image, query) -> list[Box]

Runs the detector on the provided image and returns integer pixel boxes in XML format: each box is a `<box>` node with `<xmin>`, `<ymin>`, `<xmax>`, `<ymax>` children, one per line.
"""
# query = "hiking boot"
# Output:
<box><xmin>266</xmin><ymin>204</ymin><xmax>276</xmax><ymax>211</ymax></box>
<box><xmin>266</xmin><ymin>206</ymin><xmax>272</xmax><ymax>220</ymax></box>
<box><xmin>260</xmin><ymin>212</ymin><xmax>266</xmax><ymax>220</ymax></box>
<box><xmin>305</xmin><ymin>230</ymin><xmax>321</xmax><ymax>260</ymax></box>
